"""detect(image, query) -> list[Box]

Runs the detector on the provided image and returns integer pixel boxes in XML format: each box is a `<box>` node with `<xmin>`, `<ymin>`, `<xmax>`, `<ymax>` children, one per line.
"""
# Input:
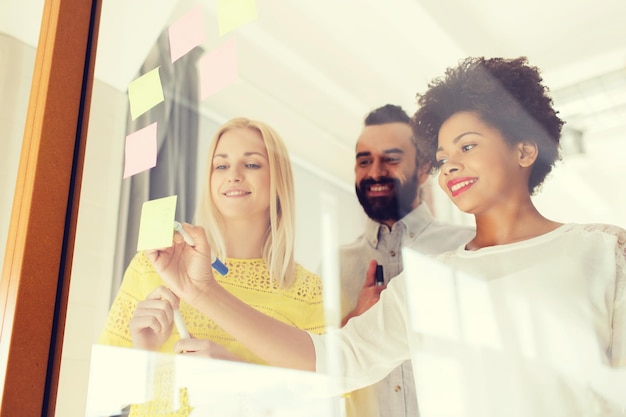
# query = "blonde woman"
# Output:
<box><xmin>98</xmin><ymin>118</ymin><xmax>325</xmax><ymax>415</ymax></box>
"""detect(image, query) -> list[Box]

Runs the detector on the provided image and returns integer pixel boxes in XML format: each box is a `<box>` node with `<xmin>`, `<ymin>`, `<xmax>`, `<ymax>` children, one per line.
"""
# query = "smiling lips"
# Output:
<box><xmin>223</xmin><ymin>189</ymin><xmax>251</xmax><ymax>197</ymax></box>
<box><xmin>368</xmin><ymin>183</ymin><xmax>394</xmax><ymax>197</ymax></box>
<box><xmin>447</xmin><ymin>177</ymin><xmax>477</xmax><ymax>197</ymax></box>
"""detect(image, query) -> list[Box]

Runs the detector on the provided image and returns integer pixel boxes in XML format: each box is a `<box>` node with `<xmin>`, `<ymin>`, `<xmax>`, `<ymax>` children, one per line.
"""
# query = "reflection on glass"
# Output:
<box><xmin>54</xmin><ymin>1</ymin><xmax>626</xmax><ymax>417</ymax></box>
<box><xmin>86</xmin><ymin>345</ymin><xmax>337</xmax><ymax>416</ymax></box>
<box><xmin>59</xmin><ymin>0</ymin><xmax>365</xmax><ymax>411</ymax></box>
<box><xmin>403</xmin><ymin>236</ymin><xmax>626</xmax><ymax>417</ymax></box>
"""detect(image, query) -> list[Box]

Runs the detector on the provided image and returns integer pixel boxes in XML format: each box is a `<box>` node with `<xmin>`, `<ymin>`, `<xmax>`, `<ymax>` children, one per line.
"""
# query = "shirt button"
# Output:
<box><xmin>410</xmin><ymin>232</ymin><xmax>415</xmax><ymax>238</ymax></box>
<box><xmin>390</xmin><ymin>251</ymin><xmax>396</xmax><ymax>257</ymax></box>
<box><xmin>394</xmin><ymin>385</ymin><xmax>402</xmax><ymax>392</ymax></box>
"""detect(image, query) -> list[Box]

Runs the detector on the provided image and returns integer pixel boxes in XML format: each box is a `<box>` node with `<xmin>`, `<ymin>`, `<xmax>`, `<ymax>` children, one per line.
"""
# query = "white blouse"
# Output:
<box><xmin>311</xmin><ymin>223</ymin><xmax>626</xmax><ymax>416</ymax></box>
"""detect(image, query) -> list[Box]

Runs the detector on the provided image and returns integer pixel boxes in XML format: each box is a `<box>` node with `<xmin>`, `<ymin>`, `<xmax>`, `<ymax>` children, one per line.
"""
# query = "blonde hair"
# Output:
<box><xmin>195</xmin><ymin>118</ymin><xmax>296</xmax><ymax>288</ymax></box>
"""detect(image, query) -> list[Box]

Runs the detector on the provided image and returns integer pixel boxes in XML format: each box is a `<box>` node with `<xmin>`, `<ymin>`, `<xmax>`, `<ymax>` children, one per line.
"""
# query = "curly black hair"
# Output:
<box><xmin>412</xmin><ymin>57</ymin><xmax>564</xmax><ymax>194</ymax></box>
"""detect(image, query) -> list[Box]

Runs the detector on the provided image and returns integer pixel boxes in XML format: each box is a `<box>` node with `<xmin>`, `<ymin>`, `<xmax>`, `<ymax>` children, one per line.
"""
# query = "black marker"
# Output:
<box><xmin>375</xmin><ymin>264</ymin><xmax>385</xmax><ymax>286</ymax></box>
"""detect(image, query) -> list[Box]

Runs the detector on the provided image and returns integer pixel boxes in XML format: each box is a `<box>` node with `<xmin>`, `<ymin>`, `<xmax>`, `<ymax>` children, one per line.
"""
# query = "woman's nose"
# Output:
<box><xmin>442</xmin><ymin>160</ymin><xmax>461</xmax><ymax>175</ymax></box>
<box><xmin>227</xmin><ymin>166</ymin><xmax>242</xmax><ymax>182</ymax></box>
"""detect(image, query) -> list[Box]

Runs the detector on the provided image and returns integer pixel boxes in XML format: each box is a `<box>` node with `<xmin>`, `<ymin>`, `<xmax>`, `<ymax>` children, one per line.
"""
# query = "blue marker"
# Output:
<box><xmin>211</xmin><ymin>257</ymin><xmax>229</xmax><ymax>276</ymax></box>
<box><xmin>173</xmin><ymin>221</ymin><xmax>229</xmax><ymax>275</ymax></box>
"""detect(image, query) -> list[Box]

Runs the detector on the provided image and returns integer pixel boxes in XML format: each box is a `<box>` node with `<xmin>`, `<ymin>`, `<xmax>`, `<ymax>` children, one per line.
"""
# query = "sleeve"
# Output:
<box><xmin>96</xmin><ymin>252</ymin><xmax>164</xmax><ymax>347</ymax></box>
<box><xmin>610</xmin><ymin>226</ymin><xmax>626</xmax><ymax>367</ymax></box>
<box><xmin>309</xmin><ymin>273</ymin><xmax>412</xmax><ymax>392</ymax></box>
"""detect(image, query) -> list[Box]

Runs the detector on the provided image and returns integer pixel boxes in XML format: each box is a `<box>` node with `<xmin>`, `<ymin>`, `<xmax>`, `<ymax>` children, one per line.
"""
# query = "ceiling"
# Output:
<box><xmin>4</xmin><ymin>0</ymin><xmax>626</xmax><ymax>225</ymax></box>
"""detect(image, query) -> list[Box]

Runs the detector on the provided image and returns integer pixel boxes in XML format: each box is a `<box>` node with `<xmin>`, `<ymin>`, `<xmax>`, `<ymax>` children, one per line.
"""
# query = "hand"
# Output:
<box><xmin>145</xmin><ymin>223</ymin><xmax>217</xmax><ymax>304</ymax></box>
<box><xmin>174</xmin><ymin>338</ymin><xmax>245</xmax><ymax>362</ymax></box>
<box><xmin>341</xmin><ymin>260</ymin><xmax>386</xmax><ymax>326</ymax></box>
<box><xmin>129</xmin><ymin>286</ymin><xmax>179</xmax><ymax>351</ymax></box>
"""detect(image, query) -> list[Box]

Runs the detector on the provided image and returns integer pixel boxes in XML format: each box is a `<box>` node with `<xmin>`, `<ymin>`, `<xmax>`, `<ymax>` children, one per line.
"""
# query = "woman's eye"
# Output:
<box><xmin>461</xmin><ymin>144</ymin><xmax>476</xmax><ymax>152</ymax></box>
<box><xmin>435</xmin><ymin>159</ymin><xmax>447</xmax><ymax>168</ymax></box>
<box><xmin>214</xmin><ymin>164</ymin><xmax>227</xmax><ymax>170</ymax></box>
<box><xmin>246</xmin><ymin>163</ymin><xmax>261</xmax><ymax>169</ymax></box>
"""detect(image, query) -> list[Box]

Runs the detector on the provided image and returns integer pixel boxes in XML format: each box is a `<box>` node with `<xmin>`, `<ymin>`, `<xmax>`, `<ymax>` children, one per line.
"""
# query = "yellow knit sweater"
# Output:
<box><xmin>97</xmin><ymin>251</ymin><xmax>325</xmax><ymax>416</ymax></box>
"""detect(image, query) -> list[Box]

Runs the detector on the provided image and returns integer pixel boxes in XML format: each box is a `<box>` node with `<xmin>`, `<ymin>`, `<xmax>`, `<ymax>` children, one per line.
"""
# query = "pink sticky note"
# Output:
<box><xmin>123</xmin><ymin>122</ymin><xmax>158</xmax><ymax>178</ymax></box>
<box><xmin>197</xmin><ymin>37</ymin><xmax>238</xmax><ymax>100</ymax></box>
<box><xmin>168</xmin><ymin>4</ymin><xmax>207</xmax><ymax>63</ymax></box>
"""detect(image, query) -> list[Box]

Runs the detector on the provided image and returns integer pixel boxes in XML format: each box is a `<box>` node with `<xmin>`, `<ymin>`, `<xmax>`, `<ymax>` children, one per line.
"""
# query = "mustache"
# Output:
<box><xmin>359</xmin><ymin>177</ymin><xmax>397</xmax><ymax>190</ymax></box>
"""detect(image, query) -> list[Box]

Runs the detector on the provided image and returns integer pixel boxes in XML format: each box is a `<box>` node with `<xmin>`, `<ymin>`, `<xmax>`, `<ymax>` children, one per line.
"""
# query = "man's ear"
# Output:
<box><xmin>518</xmin><ymin>141</ymin><xmax>538</xmax><ymax>168</ymax></box>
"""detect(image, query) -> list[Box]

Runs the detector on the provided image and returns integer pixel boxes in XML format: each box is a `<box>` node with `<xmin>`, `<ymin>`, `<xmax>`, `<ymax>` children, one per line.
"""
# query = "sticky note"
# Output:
<box><xmin>168</xmin><ymin>4</ymin><xmax>207</xmax><ymax>63</ymax></box>
<box><xmin>123</xmin><ymin>122</ymin><xmax>158</xmax><ymax>178</ymax></box>
<box><xmin>137</xmin><ymin>195</ymin><xmax>177</xmax><ymax>251</ymax></box>
<box><xmin>197</xmin><ymin>38</ymin><xmax>238</xmax><ymax>100</ymax></box>
<box><xmin>217</xmin><ymin>0</ymin><xmax>257</xmax><ymax>36</ymax></box>
<box><xmin>128</xmin><ymin>67</ymin><xmax>165</xmax><ymax>120</ymax></box>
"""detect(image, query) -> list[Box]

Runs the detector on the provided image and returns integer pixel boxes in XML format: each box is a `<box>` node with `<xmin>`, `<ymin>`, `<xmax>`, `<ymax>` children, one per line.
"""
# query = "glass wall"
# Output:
<box><xmin>0</xmin><ymin>1</ymin><xmax>44</xmax><ymax>281</ymax></box>
<box><xmin>51</xmin><ymin>1</ymin><xmax>626</xmax><ymax>416</ymax></box>
<box><xmin>57</xmin><ymin>1</ymin><xmax>364</xmax><ymax>415</ymax></box>
<box><xmin>4</xmin><ymin>0</ymin><xmax>624</xmax><ymax>415</ymax></box>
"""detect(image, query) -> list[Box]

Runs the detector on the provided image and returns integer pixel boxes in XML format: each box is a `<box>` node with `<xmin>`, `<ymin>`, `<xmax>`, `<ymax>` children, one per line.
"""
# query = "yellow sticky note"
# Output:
<box><xmin>217</xmin><ymin>0</ymin><xmax>257</xmax><ymax>36</ymax></box>
<box><xmin>137</xmin><ymin>195</ymin><xmax>177</xmax><ymax>251</ymax></box>
<box><xmin>128</xmin><ymin>67</ymin><xmax>165</xmax><ymax>120</ymax></box>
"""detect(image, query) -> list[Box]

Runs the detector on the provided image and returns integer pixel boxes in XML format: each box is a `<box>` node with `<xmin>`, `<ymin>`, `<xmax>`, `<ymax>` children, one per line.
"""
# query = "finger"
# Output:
<box><xmin>365</xmin><ymin>285</ymin><xmax>385</xmax><ymax>300</ymax></box>
<box><xmin>363</xmin><ymin>260</ymin><xmax>378</xmax><ymax>288</ymax></box>
<box><xmin>129</xmin><ymin>314</ymin><xmax>164</xmax><ymax>335</ymax></box>
<box><xmin>174</xmin><ymin>338</ymin><xmax>198</xmax><ymax>354</ymax></box>
<box><xmin>147</xmin><ymin>286</ymin><xmax>180</xmax><ymax>310</ymax></box>
<box><xmin>184</xmin><ymin>223</ymin><xmax>211</xmax><ymax>252</ymax></box>
<box><xmin>133</xmin><ymin>301</ymin><xmax>174</xmax><ymax>328</ymax></box>
<box><xmin>132</xmin><ymin>304</ymin><xmax>172</xmax><ymax>324</ymax></box>
<box><xmin>173</xmin><ymin>232</ymin><xmax>185</xmax><ymax>245</ymax></box>
<box><xmin>144</xmin><ymin>243</ymin><xmax>183</xmax><ymax>269</ymax></box>
<box><xmin>144</xmin><ymin>249</ymin><xmax>160</xmax><ymax>263</ymax></box>
<box><xmin>372</xmin><ymin>285</ymin><xmax>386</xmax><ymax>298</ymax></box>
<box><xmin>144</xmin><ymin>248</ymin><xmax>172</xmax><ymax>270</ymax></box>
<box><xmin>140</xmin><ymin>292</ymin><xmax>176</xmax><ymax>323</ymax></box>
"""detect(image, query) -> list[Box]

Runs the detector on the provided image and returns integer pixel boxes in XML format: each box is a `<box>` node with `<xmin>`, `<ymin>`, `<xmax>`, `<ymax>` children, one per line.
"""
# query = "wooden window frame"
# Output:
<box><xmin>0</xmin><ymin>0</ymin><xmax>101</xmax><ymax>415</ymax></box>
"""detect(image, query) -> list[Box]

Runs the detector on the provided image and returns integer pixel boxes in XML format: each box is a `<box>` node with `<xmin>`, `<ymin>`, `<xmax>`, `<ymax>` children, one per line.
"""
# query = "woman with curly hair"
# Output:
<box><xmin>145</xmin><ymin>58</ymin><xmax>626</xmax><ymax>416</ymax></box>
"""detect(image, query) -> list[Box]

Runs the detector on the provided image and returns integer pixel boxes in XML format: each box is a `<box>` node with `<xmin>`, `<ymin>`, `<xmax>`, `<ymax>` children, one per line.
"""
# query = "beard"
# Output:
<box><xmin>355</xmin><ymin>170</ymin><xmax>419</xmax><ymax>223</ymax></box>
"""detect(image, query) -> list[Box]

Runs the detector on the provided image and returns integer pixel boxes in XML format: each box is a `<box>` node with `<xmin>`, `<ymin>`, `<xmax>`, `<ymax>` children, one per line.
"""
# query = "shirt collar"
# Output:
<box><xmin>364</xmin><ymin>203</ymin><xmax>435</xmax><ymax>249</ymax></box>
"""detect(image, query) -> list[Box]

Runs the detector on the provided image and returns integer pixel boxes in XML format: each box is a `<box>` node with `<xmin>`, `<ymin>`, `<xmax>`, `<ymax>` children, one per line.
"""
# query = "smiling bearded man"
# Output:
<box><xmin>355</xmin><ymin>170</ymin><xmax>419</xmax><ymax>224</ymax></box>
<box><xmin>338</xmin><ymin>104</ymin><xmax>475</xmax><ymax>417</ymax></box>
